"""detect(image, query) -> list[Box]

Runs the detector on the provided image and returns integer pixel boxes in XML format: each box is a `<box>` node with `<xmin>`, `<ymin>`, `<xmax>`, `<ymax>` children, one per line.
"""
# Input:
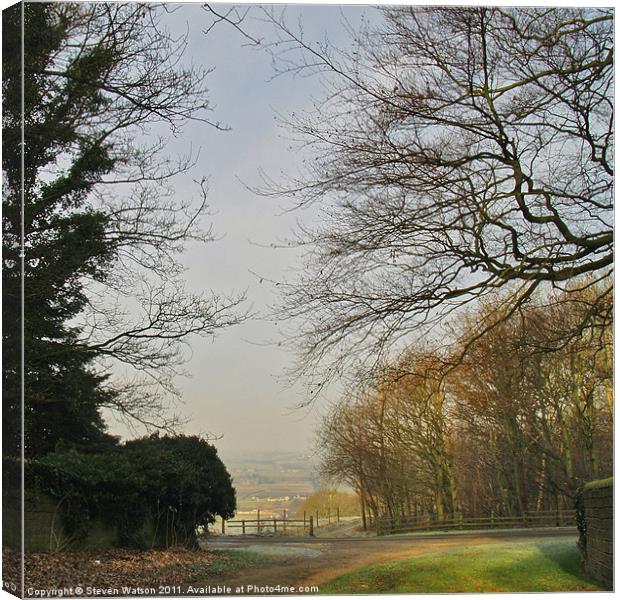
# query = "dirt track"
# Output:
<box><xmin>198</xmin><ymin>528</ymin><xmax>577</xmax><ymax>592</ymax></box>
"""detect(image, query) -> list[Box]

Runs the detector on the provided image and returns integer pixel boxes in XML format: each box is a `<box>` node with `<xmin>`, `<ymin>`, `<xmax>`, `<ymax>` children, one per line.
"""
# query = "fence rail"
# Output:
<box><xmin>376</xmin><ymin>509</ymin><xmax>575</xmax><ymax>536</ymax></box>
<box><xmin>218</xmin><ymin>515</ymin><xmax>315</xmax><ymax>536</ymax></box>
<box><xmin>215</xmin><ymin>508</ymin><xmax>348</xmax><ymax>537</ymax></box>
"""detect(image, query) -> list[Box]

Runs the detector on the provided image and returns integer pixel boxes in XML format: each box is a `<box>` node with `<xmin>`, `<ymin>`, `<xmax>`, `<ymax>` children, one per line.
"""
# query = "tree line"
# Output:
<box><xmin>317</xmin><ymin>283</ymin><xmax>612</xmax><ymax>527</ymax></box>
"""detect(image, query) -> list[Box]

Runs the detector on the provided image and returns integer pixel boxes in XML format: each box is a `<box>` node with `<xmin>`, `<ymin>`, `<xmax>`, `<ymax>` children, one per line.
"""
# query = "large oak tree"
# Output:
<box><xmin>260</xmin><ymin>7</ymin><xmax>613</xmax><ymax>381</ymax></box>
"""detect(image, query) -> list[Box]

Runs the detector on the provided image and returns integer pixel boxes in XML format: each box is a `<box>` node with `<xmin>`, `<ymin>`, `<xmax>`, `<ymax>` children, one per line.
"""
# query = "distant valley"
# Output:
<box><xmin>223</xmin><ymin>451</ymin><xmax>319</xmax><ymax>517</ymax></box>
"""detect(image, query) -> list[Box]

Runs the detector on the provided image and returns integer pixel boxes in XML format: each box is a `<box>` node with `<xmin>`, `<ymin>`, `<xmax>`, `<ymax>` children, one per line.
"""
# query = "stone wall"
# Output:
<box><xmin>3</xmin><ymin>486</ymin><xmax>194</xmax><ymax>552</ymax></box>
<box><xmin>581</xmin><ymin>478</ymin><xmax>613</xmax><ymax>590</ymax></box>
<box><xmin>3</xmin><ymin>487</ymin><xmax>120</xmax><ymax>552</ymax></box>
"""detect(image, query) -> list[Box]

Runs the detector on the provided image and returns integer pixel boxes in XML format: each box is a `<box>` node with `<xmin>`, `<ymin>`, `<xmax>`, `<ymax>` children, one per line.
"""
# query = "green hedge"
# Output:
<box><xmin>3</xmin><ymin>434</ymin><xmax>236</xmax><ymax>548</ymax></box>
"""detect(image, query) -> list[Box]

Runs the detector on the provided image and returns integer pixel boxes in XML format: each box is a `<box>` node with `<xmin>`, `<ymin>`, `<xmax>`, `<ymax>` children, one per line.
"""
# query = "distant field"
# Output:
<box><xmin>235</xmin><ymin>482</ymin><xmax>315</xmax><ymax>497</ymax></box>
<box><xmin>225</xmin><ymin>453</ymin><xmax>318</xmax><ymax>516</ymax></box>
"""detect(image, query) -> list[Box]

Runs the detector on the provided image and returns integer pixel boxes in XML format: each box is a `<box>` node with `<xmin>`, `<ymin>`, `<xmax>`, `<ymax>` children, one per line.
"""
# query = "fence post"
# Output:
<box><xmin>337</xmin><ymin>506</ymin><xmax>340</xmax><ymax>523</ymax></box>
<box><xmin>490</xmin><ymin>511</ymin><xmax>494</xmax><ymax>528</ymax></box>
<box><xmin>257</xmin><ymin>509</ymin><xmax>261</xmax><ymax>534</ymax></box>
<box><xmin>316</xmin><ymin>510</ymin><xmax>319</xmax><ymax>528</ymax></box>
<box><xmin>309</xmin><ymin>515</ymin><xmax>314</xmax><ymax>537</ymax></box>
<box><xmin>221</xmin><ymin>517</ymin><xmax>226</xmax><ymax>535</ymax></box>
<box><xmin>274</xmin><ymin>518</ymin><xmax>277</xmax><ymax>533</ymax></box>
<box><xmin>242</xmin><ymin>520</ymin><xmax>246</xmax><ymax>535</ymax></box>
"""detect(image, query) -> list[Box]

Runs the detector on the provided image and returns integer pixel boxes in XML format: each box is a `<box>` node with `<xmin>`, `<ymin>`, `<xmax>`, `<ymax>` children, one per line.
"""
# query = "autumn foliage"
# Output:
<box><xmin>317</xmin><ymin>285</ymin><xmax>612</xmax><ymax>525</ymax></box>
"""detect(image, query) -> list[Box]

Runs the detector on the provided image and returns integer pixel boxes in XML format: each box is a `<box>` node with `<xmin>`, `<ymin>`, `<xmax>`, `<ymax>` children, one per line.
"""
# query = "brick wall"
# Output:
<box><xmin>582</xmin><ymin>478</ymin><xmax>613</xmax><ymax>590</ymax></box>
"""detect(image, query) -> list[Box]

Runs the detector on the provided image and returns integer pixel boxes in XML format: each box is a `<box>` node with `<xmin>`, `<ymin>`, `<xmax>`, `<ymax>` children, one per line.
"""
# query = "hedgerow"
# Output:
<box><xmin>4</xmin><ymin>434</ymin><xmax>235</xmax><ymax>548</ymax></box>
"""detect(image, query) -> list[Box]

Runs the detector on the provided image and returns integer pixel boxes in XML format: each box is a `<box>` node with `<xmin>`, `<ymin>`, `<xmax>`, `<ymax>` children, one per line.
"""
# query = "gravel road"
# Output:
<box><xmin>198</xmin><ymin>528</ymin><xmax>577</xmax><ymax>593</ymax></box>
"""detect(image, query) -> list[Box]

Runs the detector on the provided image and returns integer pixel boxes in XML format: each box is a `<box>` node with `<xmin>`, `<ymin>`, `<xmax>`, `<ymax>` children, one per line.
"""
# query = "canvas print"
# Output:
<box><xmin>2</xmin><ymin>2</ymin><xmax>613</xmax><ymax>597</ymax></box>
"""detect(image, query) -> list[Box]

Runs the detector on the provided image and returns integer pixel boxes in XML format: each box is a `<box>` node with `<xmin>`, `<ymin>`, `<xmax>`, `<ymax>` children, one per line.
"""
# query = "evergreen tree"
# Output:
<box><xmin>3</xmin><ymin>3</ymin><xmax>119</xmax><ymax>456</ymax></box>
<box><xmin>2</xmin><ymin>3</ymin><xmax>243</xmax><ymax>457</ymax></box>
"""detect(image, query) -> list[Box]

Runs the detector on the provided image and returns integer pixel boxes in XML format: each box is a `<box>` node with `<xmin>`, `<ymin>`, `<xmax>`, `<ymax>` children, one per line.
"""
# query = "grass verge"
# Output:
<box><xmin>321</xmin><ymin>539</ymin><xmax>604</xmax><ymax>593</ymax></box>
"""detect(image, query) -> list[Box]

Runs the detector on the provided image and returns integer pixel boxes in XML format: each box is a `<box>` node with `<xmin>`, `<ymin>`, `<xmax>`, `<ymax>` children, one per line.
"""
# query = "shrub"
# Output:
<box><xmin>5</xmin><ymin>434</ymin><xmax>236</xmax><ymax>548</ymax></box>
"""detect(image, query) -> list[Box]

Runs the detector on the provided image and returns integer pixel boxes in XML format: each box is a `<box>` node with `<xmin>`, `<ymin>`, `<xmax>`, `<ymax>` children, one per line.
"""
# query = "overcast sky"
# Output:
<box><xmin>104</xmin><ymin>3</ymin><xmax>379</xmax><ymax>464</ymax></box>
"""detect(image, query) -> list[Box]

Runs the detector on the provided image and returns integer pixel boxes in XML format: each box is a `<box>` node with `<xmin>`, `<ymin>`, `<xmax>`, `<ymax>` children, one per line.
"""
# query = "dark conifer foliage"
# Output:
<box><xmin>2</xmin><ymin>3</ymin><xmax>243</xmax><ymax>457</ymax></box>
<box><xmin>3</xmin><ymin>3</ymin><xmax>119</xmax><ymax>456</ymax></box>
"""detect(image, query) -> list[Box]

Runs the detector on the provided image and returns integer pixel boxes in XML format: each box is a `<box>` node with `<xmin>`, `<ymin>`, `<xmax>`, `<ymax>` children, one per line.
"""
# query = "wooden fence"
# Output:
<box><xmin>376</xmin><ymin>509</ymin><xmax>576</xmax><ymax>536</ymax></box>
<box><xmin>219</xmin><ymin>515</ymin><xmax>315</xmax><ymax>536</ymax></box>
<box><xmin>217</xmin><ymin>507</ymin><xmax>347</xmax><ymax>537</ymax></box>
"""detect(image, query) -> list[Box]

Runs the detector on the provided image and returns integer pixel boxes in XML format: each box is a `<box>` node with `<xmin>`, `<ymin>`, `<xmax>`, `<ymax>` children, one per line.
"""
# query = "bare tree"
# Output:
<box><xmin>256</xmin><ymin>7</ymin><xmax>613</xmax><ymax>383</ymax></box>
